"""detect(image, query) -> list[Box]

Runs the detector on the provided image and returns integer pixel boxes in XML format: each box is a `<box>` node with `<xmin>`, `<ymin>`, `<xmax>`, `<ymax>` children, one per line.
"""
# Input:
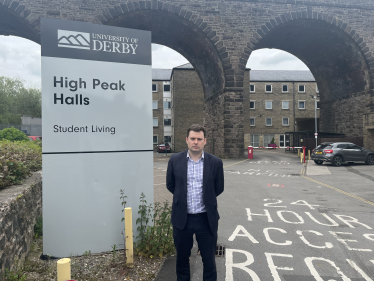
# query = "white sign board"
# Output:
<box><xmin>41</xmin><ymin>18</ymin><xmax>153</xmax><ymax>257</ymax></box>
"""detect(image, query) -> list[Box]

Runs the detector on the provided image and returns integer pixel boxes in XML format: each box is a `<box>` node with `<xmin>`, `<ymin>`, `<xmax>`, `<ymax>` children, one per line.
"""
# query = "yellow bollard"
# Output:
<box><xmin>298</xmin><ymin>149</ymin><xmax>300</xmax><ymax>157</ymax></box>
<box><xmin>301</xmin><ymin>152</ymin><xmax>303</xmax><ymax>163</ymax></box>
<box><xmin>125</xmin><ymin>207</ymin><xmax>134</xmax><ymax>266</ymax></box>
<box><xmin>57</xmin><ymin>258</ymin><xmax>71</xmax><ymax>281</ymax></box>
<box><xmin>308</xmin><ymin>150</ymin><xmax>311</xmax><ymax>160</ymax></box>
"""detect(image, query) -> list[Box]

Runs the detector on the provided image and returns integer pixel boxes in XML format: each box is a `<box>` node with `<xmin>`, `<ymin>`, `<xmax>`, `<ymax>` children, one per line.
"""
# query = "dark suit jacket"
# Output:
<box><xmin>166</xmin><ymin>150</ymin><xmax>224</xmax><ymax>234</ymax></box>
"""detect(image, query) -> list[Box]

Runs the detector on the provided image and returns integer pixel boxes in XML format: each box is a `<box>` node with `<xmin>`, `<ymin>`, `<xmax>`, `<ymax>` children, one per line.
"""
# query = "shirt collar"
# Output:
<box><xmin>187</xmin><ymin>150</ymin><xmax>204</xmax><ymax>161</ymax></box>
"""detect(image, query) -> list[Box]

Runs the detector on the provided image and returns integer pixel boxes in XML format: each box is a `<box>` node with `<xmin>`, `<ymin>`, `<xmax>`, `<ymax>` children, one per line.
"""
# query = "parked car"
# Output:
<box><xmin>157</xmin><ymin>142</ymin><xmax>171</xmax><ymax>153</ymax></box>
<box><xmin>311</xmin><ymin>142</ymin><xmax>374</xmax><ymax>166</ymax></box>
<box><xmin>28</xmin><ymin>136</ymin><xmax>42</xmax><ymax>141</ymax></box>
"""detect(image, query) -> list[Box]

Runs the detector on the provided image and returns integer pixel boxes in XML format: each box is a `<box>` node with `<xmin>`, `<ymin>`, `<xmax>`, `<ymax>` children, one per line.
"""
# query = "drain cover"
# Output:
<box><xmin>197</xmin><ymin>245</ymin><xmax>225</xmax><ymax>257</ymax></box>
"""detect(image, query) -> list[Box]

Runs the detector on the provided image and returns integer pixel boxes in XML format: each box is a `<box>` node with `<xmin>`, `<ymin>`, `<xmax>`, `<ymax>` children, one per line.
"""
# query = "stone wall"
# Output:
<box><xmin>204</xmin><ymin>92</ymin><xmax>225</xmax><ymax>158</ymax></box>
<box><xmin>363</xmin><ymin>112</ymin><xmax>374</xmax><ymax>150</ymax></box>
<box><xmin>0</xmin><ymin>172</ymin><xmax>42</xmax><ymax>280</ymax></box>
<box><xmin>321</xmin><ymin>89</ymin><xmax>374</xmax><ymax>143</ymax></box>
<box><xmin>172</xmin><ymin>69</ymin><xmax>204</xmax><ymax>153</ymax></box>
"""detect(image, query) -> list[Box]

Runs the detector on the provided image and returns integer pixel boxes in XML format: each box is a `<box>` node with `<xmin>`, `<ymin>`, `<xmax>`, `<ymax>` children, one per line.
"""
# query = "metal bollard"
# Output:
<box><xmin>57</xmin><ymin>258</ymin><xmax>71</xmax><ymax>281</ymax></box>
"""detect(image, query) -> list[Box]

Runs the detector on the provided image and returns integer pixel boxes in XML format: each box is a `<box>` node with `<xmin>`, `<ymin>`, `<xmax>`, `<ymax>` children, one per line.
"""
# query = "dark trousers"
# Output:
<box><xmin>173</xmin><ymin>212</ymin><xmax>217</xmax><ymax>281</ymax></box>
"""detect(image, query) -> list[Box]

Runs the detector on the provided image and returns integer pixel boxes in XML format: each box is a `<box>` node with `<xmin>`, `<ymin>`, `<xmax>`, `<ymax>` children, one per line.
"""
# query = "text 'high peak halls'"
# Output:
<box><xmin>57</xmin><ymin>29</ymin><xmax>139</xmax><ymax>54</ymax></box>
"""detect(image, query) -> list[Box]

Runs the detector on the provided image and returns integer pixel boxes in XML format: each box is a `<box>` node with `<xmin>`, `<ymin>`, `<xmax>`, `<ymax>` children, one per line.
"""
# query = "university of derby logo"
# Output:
<box><xmin>58</xmin><ymin>30</ymin><xmax>90</xmax><ymax>50</ymax></box>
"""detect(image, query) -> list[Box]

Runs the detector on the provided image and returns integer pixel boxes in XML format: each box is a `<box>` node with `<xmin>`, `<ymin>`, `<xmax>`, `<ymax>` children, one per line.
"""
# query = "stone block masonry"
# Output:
<box><xmin>0</xmin><ymin>172</ymin><xmax>42</xmax><ymax>280</ymax></box>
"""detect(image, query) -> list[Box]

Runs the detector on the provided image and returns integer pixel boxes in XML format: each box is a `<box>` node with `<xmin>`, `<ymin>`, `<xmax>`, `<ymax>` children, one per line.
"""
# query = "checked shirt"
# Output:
<box><xmin>186</xmin><ymin>151</ymin><xmax>206</xmax><ymax>214</ymax></box>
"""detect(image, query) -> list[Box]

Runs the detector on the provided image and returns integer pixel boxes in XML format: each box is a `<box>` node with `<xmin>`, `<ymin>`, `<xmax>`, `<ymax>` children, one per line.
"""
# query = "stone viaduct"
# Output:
<box><xmin>1</xmin><ymin>0</ymin><xmax>374</xmax><ymax>158</ymax></box>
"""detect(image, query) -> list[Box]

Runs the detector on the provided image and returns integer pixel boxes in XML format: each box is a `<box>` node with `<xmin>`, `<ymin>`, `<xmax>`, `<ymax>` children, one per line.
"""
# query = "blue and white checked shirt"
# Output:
<box><xmin>186</xmin><ymin>151</ymin><xmax>206</xmax><ymax>214</ymax></box>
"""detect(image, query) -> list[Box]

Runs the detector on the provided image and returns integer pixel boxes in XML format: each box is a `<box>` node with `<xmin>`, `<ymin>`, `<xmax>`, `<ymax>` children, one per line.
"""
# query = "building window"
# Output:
<box><xmin>164</xmin><ymin>119</ymin><xmax>171</xmax><ymax>126</ymax></box>
<box><xmin>152</xmin><ymin>100</ymin><xmax>158</xmax><ymax>109</ymax></box>
<box><xmin>153</xmin><ymin>118</ymin><xmax>158</xmax><ymax>127</ymax></box>
<box><xmin>282</xmin><ymin>84</ymin><xmax>288</xmax><ymax>93</ymax></box>
<box><xmin>316</xmin><ymin>85</ymin><xmax>319</xmax><ymax>93</ymax></box>
<box><xmin>164</xmin><ymin>136</ymin><xmax>171</xmax><ymax>143</ymax></box>
<box><xmin>264</xmin><ymin>134</ymin><xmax>275</xmax><ymax>146</ymax></box>
<box><xmin>265</xmin><ymin>101</ymin><xmax>272</xmax><ymax>109</ymax></box>
<box><xmin>265</xmin><ymin>84</ymin><xmax>272</xmax><ymax>93</ymax></box>
<box><xmin>282</xmin><ymin>117</ymin><xmax>289</xmax><ymax>126</ymax></box>
<box><xmin>298</xmin><ymin>84</ymin><xmax>305</xmax><ymax>93</ymax></box>
<box><xmin>250</xmin><ymin>101</ymin><xmax>255</xmax><ymax>109</ymax></box>
<box><xmin>153</xmin><ymin>135</ymin><xmax>158</xmax><ymax>144</ymax></box>
<box><xmin>250</xmin><ymin>84</ymin><xmax>255</xmax><ymax>92</ymax></box>
<box><xmin>317</xmin><ymin>101</ymin><xmax>320</xmax><ymax>109</ymax></box>
<box><xmin>251</xmin><ymin>134</ymin><xmax>259</xmax><ymax>147</ymax></box>
<box><xmin>266</xmin><ymin>118</ymin><xmax>272</xmax><ymax>126</ymax></box>
<box><xmin>164</xmin><ymin>101</ymin><xmax>171</xmax><ymax>109</ymax></box>
<box><xmin>164</xmin><ymin>84</ymin><xmax>170</xmax><ymax>92</ymax></box>
<box><xmin>299</xmin><ymin>101</ymin><xmax>306</xmax><ymax>109</ymax></box>
<box><xmin>282</xmin><ymin>101</ymin><xmax>289</xmax><ymax>109</ymax></box>
<box><xmin>250</xmin><ymin>118</ymin><xmax>255</xmax><ymax>126</ymax></box>
<box><xmin>152</xmin><ymin>84</ymin><xmax>157</xmax><ymax>92</ymax></box>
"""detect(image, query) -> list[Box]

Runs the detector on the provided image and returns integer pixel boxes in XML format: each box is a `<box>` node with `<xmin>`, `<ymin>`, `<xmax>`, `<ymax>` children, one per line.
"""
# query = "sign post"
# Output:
<box><xmin>41</xmin><ymin>18</ymin><xmax>152</xmax><ymax>257</ymax></box>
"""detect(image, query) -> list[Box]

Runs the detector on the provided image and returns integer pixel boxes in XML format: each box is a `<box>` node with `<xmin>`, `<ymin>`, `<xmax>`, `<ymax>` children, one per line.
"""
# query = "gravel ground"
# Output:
<box><xmin>21</xmin><ymin>238</ymin><xmax>168</xmax><ymax>281</ymax></box>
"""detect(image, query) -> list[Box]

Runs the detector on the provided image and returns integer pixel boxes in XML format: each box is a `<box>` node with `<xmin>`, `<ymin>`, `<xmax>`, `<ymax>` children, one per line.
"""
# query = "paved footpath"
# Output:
<box><xmin>154</xmin><ymin>150</ymin><xmax>374</xmax><ymax>281</ymax></box>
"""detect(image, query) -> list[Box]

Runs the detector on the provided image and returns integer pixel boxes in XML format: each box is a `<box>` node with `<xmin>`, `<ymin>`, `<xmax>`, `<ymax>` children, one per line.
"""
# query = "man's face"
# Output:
<box><xmin>186</xmin><ymin>131</ymin><xmax>206</xmax><ymax>154</ymax></box>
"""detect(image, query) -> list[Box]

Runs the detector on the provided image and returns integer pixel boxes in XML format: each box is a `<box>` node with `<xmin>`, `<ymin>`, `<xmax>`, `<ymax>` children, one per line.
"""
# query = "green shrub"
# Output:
<box><xmin>0</xmin><ymin>127</ymin><xmax>29</xmax><ymax>142</ymax></box>
<box><xmin>0</xmin><ymin>140</ymin><xmax>42</xmax><ymax>189</ymax></box>
<box><xmin>134</xmin><ymin>193</ymin><xmax>174</xmax><ymax>258</ymax></box>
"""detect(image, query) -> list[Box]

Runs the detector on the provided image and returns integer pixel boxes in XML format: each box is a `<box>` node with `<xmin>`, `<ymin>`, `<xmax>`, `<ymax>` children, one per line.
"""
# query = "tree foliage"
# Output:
<box><xmin>0</xmin><ymin>127</ymin><xmax>29</xmax><ymax>142</ymax></box>
<box><xmin>0</xmin><ymin>76</ymin><xmax>41</xmax><ymax>124</ymax></box>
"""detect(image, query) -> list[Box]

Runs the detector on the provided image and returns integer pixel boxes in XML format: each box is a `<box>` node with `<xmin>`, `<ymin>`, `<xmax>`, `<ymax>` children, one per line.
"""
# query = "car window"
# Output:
<box><xmin>337</xmin><ymin>144</ymin><xmax>349</xmax><ymax>149</ymax></box>
<box><xmin>319</xmin><ymin>144</ymin><xmax>332</xmax><ymax>149</ymax></box>
<box><xmin>349</xmin><ymin>144</ymin><xmax>361</xmax><ymax>150</ymax></box>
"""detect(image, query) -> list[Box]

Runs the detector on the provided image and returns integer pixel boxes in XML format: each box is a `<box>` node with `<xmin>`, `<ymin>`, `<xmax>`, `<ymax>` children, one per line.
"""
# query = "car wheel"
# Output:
<box><xmin>314</xmin><ymin>160</ymin><xmax>323</xmax><ymax>165</ymax></box>
<box><xmin>333</xmin><ymin>156</ymin><xmax>342</xmax><ymax>167</ymax></box>
<box><xmin>366</xmin><ymin>154</ymin><xmax>374</xmax><ymax>165</ymax></box>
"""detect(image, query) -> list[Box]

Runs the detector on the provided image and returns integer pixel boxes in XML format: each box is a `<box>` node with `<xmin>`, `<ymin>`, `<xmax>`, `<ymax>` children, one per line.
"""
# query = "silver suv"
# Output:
<box><xmin>311</xmin><ymin>142</ymin><xmax>374</xmax><ymax>166</ymax></box>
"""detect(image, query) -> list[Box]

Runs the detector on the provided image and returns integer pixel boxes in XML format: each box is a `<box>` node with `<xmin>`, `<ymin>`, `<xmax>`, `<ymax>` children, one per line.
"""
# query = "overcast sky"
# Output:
<box><xmin>0</xmin><ymin>36</ymin><xmax>308</xmax><ymax>87</ymax></box>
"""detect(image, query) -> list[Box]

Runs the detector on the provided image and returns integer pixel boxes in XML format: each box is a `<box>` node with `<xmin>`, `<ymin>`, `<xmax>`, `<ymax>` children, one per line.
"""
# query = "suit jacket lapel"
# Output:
<box><xmin>203</xmin><ymin>152</ymin><xmax>211</xmax><ymax>196</ymax></box>
<box><xmin>182</xmin><ymin>151</ymin><xmax>188</xmax><ymax>195</ymax></box>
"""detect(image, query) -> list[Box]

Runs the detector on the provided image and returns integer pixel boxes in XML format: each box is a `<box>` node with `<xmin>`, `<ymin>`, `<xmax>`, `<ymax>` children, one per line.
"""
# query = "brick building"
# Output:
<box><xmin>245</xmin><ymin>70</ymin><xmax>320</xmax><ymax>148</ymax></box>
<box><xmin>170</xmin><ymin>64</ymin><xmax>320</xmax><ymax>152</ymax></box>
<box><xmin>152</xmin><ymin>69</ymin><xmax>172</xmax><ymax>150</ymax></box>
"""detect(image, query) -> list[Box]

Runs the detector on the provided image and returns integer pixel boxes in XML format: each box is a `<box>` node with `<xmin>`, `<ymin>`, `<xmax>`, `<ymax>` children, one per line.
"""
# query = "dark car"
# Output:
<box><xmin>311</xmin><ymin>142</ymin><xmax>374</xmax><ymax>166</ymax></box>
<box><xmin>157</xmin><ymin>142</ymin><xmax>171</xmax><ymax>153</ymax></box>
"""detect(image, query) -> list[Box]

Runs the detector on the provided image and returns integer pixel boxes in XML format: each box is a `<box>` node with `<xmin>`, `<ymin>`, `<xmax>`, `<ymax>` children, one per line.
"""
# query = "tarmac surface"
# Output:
<box><xmin>153</xmin><ymin>149</ymin><xmax>374</xmax><ymax>281</ymax></box>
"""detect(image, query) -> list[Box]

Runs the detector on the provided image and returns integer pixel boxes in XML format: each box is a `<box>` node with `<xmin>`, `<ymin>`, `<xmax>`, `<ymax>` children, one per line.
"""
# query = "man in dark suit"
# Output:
<box><xmin>166</xmin><ymin>124</ymin><xmax>224</xmax><ymax>281</ymax></box>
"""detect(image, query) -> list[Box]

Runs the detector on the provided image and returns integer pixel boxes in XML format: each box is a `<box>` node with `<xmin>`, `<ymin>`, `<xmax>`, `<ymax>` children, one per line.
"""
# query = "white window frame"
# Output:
<box><xmin>282</xmin><ymin>100</ymin><xmax>289</xmax><ymax>110</ymax></box>
<box><xmin>163</xmin><ymin>101</ymin><xmax>171</xmax><ymax>109</ymax></box>
<box><xmin>250</xmin><ymin>117</ymin><xmax>255</xmax><ymax>126</ymax></box>
<box><xmin>298</xmin><ymin>101</ymin><xmax>306</xmax><ymax>109</ymax></box>
<box><xmin>250</xmin><ymin>84</ymin><xmax>255</xmax><ymax>93</ymax></box>
<box><xmin>152</xmin><ymin>83</ymin><xmax>157</xmax><ymax>92</ymax></box>
<box><xmin>153</xmin><ymin>118</ymin><xmax>158</xmax><ymax>127</ymax></box>
<box><xmin>298</xmin><ymin>84</ymin><xmax>305</xmax><ymax>93</ymax></box>
<box><xmin>316</xmin><ymin>84</ymin><xmax>319</xmax><ymax>93</ymax></box>
<box><xmin>153</xmin><ymin>135</ymin><xmax>158</xmax><ymax>144</ymax></box>
<box><xmin>163</xmin><ymin>83</ymin><xmax>171</xmax><ymax>92</ymax></box>
<box><xmin>282</xmin><ymin>117</ymin><xmax>289</xmax><ymax>126</ymax></box>
<box><xmin>152</xmin><ymin>100</ymin><xmax>158</xmax><ymax>109</ymax></box>
<box><xmin>250</xmin><ymin>101</ymin><xmax>255</xmax><ymax>109</ymax></box>
<box><xmin>282</xmin><ymin>84</ymin><xmax>288</xmax><ymax>93</ymax></box>
<box><xmin>164</xmin><ymin>118</ymin><xmax>171</xmax><ymax>126</ymax></box>
<box><xmin>265</xmin><ymin>117</ymin><xmax>272</xmax><ymax>126</ymax></box>
<box><xmin>317</xmin><ymin>100</ymin><xmax>320</xmax><ymax>110</ymax></box>
<box><xmin>265</xmin><ymin>100</ymin><xmax>272</xmax><ymax>110</ymax></box>
<box><xmin>265</xmin><ymin>84</ymin><xmax>272</xmax><ymax>93</ymax></box>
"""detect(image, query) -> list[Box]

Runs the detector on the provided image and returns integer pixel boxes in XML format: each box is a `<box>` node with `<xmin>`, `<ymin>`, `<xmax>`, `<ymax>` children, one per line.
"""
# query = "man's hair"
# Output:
<box><xmin>187</xmin><ymin>124</ymin><xmax>206</xmax><ymax>138</ymax></box>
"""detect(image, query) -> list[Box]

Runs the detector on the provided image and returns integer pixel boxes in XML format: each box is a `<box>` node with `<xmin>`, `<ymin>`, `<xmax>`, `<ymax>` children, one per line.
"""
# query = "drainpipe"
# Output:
<box><xmin>293</xmin><ymin>82</ymin><xmax>296</xmax><ymax>132</ymax></box>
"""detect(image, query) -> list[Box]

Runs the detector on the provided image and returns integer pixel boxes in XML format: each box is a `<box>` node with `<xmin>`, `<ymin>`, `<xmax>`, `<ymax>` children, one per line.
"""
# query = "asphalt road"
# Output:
<box><xmin>155</xmin><ymin>150</ymin><xmax>374</xmax><ymax>281</ymax></box>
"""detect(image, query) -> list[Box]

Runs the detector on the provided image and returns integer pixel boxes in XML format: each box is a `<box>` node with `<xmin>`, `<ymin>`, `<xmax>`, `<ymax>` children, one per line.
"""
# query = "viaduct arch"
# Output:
<box><xmin>1</xmin><ymin>0</ymin><xmax>373</xmax><ymax>158</ymax></box>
